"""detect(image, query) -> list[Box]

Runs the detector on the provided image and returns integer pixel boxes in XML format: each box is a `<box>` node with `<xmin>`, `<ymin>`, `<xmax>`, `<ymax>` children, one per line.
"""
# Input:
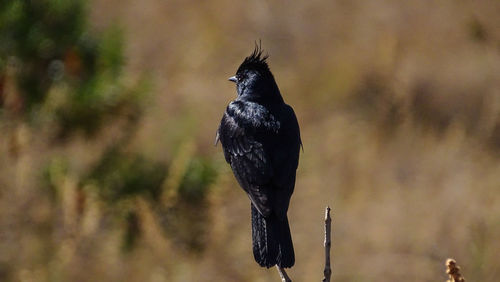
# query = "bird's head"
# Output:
<box><xmin>229</xmin><ymin>43</ymin><xmax>283</xmax><ymax>103</ymax></box>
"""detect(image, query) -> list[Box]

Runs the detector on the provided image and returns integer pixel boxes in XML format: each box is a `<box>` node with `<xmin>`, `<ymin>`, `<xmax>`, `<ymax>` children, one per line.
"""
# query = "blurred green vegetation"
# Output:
<box><xmin>0</xmin><ymin>1</ymin><xmax>218</xmax><ymax>280</ymax></box>
<box><xmin>0</xmin><ymin>0</ymin><xmax>147</xmax><ymax>139</ymax></box>
<box><xmin>83</xmin><ymin>147</ymin><xmax>168</xmax><ymax>201</ymax></box>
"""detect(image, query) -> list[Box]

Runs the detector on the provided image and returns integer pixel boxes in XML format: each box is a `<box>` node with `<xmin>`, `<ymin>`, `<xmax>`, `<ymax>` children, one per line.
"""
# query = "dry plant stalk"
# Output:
<box><xmin>275</xmin><ymin>206</ymin><xmax>332</xmax><ymax>282</ymax></box>
<box><xmin>446</xmin><ymin>258</ymin><xmax>465</xmax><ymax>282</ymax></box>
<box><xmin>323</xmin><ymin>206</ymin><xmax>332</xmax><ymax>282</ymax></box>
<box><xmin>276</xmin><ymin>266</ymin><xmax>292</xmax><ymax>282</ymax></box>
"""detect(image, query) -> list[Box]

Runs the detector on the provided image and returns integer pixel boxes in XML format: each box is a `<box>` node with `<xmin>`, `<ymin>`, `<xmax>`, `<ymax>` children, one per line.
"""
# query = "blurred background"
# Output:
<box><xmin>1</xmin><ymin>0</ymin><xmax>499</xmax><ymax>281</ymax></box>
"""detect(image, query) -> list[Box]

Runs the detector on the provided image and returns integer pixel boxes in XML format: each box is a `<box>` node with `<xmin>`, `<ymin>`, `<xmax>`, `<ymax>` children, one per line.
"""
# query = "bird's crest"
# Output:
<box><xmin>237</xmin><ymin>41</ymin><xmax>270</xmax><ymax>75</ymax></box>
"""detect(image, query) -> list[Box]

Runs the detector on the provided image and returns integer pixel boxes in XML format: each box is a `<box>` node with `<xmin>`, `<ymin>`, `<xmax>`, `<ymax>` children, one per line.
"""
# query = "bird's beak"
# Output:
<box><xmin>228</xmin><ymin>76</ymin><xmax>237</xmax><ymax>83</ymax></box>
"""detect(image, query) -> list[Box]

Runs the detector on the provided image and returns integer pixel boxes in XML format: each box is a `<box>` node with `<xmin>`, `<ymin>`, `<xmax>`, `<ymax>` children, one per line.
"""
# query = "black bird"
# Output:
<box><xmin>216</xmin><ymin>44</ymin><xmax>301</xmax><ymax>268</ymax></box>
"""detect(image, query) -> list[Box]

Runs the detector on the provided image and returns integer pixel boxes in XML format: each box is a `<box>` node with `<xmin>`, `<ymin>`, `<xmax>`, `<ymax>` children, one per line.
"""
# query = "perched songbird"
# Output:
<box><xmin>216</xmin><ymin>44</ymin><xmax>301</xmax><ymax>268</ymax></box>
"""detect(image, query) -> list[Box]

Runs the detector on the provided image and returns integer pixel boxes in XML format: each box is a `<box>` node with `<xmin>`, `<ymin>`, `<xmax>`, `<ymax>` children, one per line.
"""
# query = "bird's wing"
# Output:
<box><xmin>218</xmin><ymin>101</ymin><xmax>279</xmax><ymax>217</ymax></box>
<box><xmin>269</xmin><ymin>104</ymin><xmax>301</xmax><ymax>219</ymax></box>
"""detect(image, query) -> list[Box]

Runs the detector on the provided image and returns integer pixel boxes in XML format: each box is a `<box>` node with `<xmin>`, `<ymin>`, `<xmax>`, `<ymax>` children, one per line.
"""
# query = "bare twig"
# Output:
<box><xmin>322</xmin><ymin>206</ymin><xmax>332</xmax><ymax>282</ymax></box>
<box><xmin>446</xmin><ymin>258</ymin><xmax>465</xmax><ymax>282</ymax></box>
<box><xmin>276</xmin><ymin>265</ymin><xmax>292</xmax><ymax>282</ymax></box>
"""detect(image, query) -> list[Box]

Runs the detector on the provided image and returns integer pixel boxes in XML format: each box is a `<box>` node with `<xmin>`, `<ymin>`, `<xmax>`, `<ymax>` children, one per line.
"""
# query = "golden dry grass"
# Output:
<box><xmin>1</xmin><ymin>0</ymin><xmax>500</xmax><ymax>281</ymax></box>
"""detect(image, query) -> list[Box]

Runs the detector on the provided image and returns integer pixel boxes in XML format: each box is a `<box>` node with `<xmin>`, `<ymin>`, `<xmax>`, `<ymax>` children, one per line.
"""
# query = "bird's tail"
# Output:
<box><xmin>251</xmin><ymin>204</ymin><xmax>295</xmax><ymax>268</ymax></box>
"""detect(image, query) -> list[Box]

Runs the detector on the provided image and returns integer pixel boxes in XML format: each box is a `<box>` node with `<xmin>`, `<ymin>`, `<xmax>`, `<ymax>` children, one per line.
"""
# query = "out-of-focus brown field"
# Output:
<box><xmin>1</xmin><ymin>0</ymin><xmax>500</xmax><ymax>281</ymax></box>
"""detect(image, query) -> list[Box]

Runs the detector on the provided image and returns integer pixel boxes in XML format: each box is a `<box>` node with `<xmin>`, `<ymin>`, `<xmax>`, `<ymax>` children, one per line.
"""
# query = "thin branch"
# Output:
<box><xmin>446</xmin><ymin>258</ymin><xmax>465</xmax><ymax>282</ymax></box>
<box><xmin>276</xmin><ymin>265</ymin><xmax>292</xmax><ymax>282</ymax></box>
<box><xmin>322</xmin><ymin>206</ymin><xmax>332</xmax><ymax>282</ymax></box>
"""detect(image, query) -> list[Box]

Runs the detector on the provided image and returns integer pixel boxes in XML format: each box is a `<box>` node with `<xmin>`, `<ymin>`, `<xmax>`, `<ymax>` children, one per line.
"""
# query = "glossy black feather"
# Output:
<box><xmin>217</xmin><ymin>45</ymin><xmax>301</xmax><ymax>268</ymax></box>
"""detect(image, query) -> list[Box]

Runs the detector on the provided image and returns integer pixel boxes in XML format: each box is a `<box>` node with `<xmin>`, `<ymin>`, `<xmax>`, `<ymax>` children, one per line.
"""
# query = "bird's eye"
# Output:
<box><xmin>237</xmin><ymin>74</ymin><xmax>247</xmax><ymax>81</ymax></box>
